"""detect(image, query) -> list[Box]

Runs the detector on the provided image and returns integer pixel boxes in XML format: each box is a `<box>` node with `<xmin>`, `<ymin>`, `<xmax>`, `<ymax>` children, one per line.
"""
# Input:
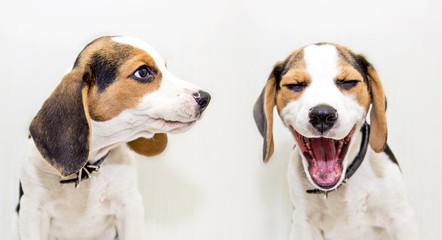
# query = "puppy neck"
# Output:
<box><xmin>88</xmin><ymin>114</ymin><xmax>155</xmax><ymax>163</ymax></box>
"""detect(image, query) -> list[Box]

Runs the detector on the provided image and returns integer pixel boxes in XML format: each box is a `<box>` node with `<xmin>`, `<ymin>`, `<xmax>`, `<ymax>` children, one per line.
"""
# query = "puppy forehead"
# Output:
<box><xmin>74</xmin><ymin>36</ymin><xmax>165</xmax><ymax>73</ymax></box>
<box><xmin>285</xmin><ymin>43</ymin><xmax>364</xmax><ymax>81</ymax></box>
<box><xmin>72</xmin><ymin>36</ymin><xmax>166</xmax><ymax>92</ymax></box>
<box><xmin>303</xmin><ymin>44</ymin><xmax>339</xmax><ymax>79</ymax></box>
<box><xmin>111</xmin><ymin>36</ymin><xmax>166</xmax><ymax>69</ymax></box>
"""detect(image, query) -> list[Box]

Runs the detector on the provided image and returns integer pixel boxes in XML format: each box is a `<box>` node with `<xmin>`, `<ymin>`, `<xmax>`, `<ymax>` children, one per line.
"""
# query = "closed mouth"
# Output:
<box><xmin>292</xmin><ymin>126</ymin><xmax>356</xmax><ymax>189</ymax></box>
<box><xmin>156</xmin><ymin>118</ymin><xmax>197</xmax><ymax>129</ymax></box>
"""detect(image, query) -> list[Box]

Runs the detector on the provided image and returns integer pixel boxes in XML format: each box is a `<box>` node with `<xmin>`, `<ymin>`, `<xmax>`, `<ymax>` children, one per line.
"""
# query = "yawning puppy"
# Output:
<box><xmin>17</xmin><ymin>36</ymin><xmax>210</xmax><ymax>240</ymax></box>
<box><xmin>254</xmin><ymin>43</ymin><xmax>417</xmax><ymax>239</ymax></box>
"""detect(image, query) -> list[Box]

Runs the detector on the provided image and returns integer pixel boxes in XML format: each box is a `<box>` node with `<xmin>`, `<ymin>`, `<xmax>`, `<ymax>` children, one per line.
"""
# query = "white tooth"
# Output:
<box><xmin>337</xmin><ymin>141</ymin><xmax>343</xmax><ymax>156</ymax></box>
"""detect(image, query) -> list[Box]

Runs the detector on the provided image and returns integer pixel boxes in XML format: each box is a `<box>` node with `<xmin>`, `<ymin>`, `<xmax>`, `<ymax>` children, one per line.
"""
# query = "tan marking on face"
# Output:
<box><xmin>275</xmin><ymin>49</ymin><xmax>309</xmax><ymax>113</ymax></box>
<box><xmin>284</xmin><ymin>47</ymin><xmax>305</xmax><ymax>69</ymax></box>
<box><xmin>276</xmin><ymin>66</ymin><xmax>311</xmax><ymax>112</ymax></box>
<box><xmin>87</xmin><ymin>48</ymin><xmax>163</xmax><ymax>121</ymax></box>
<box><xmin>336</xmin><ymin>64</ymin><xmax>370</xmax><ymax>111</ymax></box>
<box><xmin>335</xmin><ymin>46</ymin><xmax>371</xmax><ymax>111</ymax></box>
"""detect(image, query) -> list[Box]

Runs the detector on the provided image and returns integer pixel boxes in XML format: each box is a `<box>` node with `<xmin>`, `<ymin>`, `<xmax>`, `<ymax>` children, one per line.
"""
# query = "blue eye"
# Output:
<box><xmin>131</xmin><ymin>66</ymin><xmax>156</xmax><ymax>83</ymax></box>
<box><xmin>285</xmin><ymin>82</ymin><xmax>307</xmax><ymax>92</ymax></box>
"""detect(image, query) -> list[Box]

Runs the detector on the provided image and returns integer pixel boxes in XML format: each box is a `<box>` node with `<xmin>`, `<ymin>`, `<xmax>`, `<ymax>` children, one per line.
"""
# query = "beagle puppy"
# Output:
<box><xmin>17</xmin><ymin>36</ymin><xmax>210</xmax><ymax>240</ymax></box>
<box><xmin>254</xmin><ymin>43</ymin><xmax>417</xmax><ymax>239</ymax></box>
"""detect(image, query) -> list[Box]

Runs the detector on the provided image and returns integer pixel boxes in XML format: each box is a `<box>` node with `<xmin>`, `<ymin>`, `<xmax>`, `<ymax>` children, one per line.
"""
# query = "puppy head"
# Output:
<box><xmin>254</xmin><ymin>43</ymin><xmax>386</xmax><ymax>190</ymax></box>
<box><xmin>30</xmin><ymin>36</ymin><xmax>211</xmax><ymax>177</ymax></box>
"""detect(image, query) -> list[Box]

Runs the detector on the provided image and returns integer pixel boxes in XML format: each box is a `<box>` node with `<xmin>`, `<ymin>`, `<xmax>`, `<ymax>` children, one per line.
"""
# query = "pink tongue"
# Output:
<box><xmin>309</xmin><ymin>138</ymin><xmax>341</xmax><ymax>187</ymax></box>
<box><xmin>310</xmin><ymin>138</ymin><xmax>336</xmax><ymax>161</ymax></box>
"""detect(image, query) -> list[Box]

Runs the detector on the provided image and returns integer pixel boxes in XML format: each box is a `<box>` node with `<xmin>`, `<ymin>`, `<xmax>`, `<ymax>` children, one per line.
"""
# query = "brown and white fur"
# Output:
<box><xmin>254</xmin><ymin>43</ymin><xmax>417</xmax><ymax>239</ymax></box>
<box><xmin>16</xmin><ymin>36</ymin><xmax>211</xmax><ymax>240</ymax></box>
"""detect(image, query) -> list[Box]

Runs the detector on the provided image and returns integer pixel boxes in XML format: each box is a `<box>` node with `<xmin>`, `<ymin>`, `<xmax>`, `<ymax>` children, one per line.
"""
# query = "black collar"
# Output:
<box><xmin>60</xmin><ymin>152</ymin><xmax>110</xmax><ymax>188</ymax></box>
<box><xmin>306</xmin><ymin>122</ymin><xmax>370</xmax><ymax>197</ymax></box>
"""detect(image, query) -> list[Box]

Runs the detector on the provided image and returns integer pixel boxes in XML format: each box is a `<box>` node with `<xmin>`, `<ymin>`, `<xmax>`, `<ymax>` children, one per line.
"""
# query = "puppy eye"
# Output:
<box><xmin>285</xmin><ymin>82</ymin><xmax>307</xmax><ymax>92</ymax></box>
<box><xmin>337</xmin><ymin>80</ymin><xmax>359</xmax><ymax>90</ymax></box>
<box><xmin>131</xmin><ymin>66</ymin><xmax>156</xmax><ymax>83</ymax></box>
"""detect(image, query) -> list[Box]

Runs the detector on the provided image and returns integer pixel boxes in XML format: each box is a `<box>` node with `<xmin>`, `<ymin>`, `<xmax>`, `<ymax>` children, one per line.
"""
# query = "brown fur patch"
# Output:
<box><xmin>367</xmin><ymin>66</ymin><xmax>387</xmax><ymax>152</ymax></box>
<box><xmin>274</xmin><ymin>48</ymin><xmax>308</xmax><ymax>113</ymax></box>
<box><xmin>276</xmin><ymin>64</ymin><xmax>309</xmax><ymax>112</ymax></box>
<box><xmin>263</xmin><ymin>77</ymin><xmax>276</xmax><ymax>162</ymax></box>
<box><xmin>74</xmin><ymin>37</ymin><xmax>114</xmax><ymax>69</ymax></box>
<box><xmin>335</xmin><ymin>63</ymin><xmax>371</xmax><ymax>111</ymax></box>
<box><xmin>127</xmin><ymin>133</ymin><xmax>168</xmax><ymax>157</ymax></box>
<box><xmin>282</xmin><ymin>48</ymin><xmax>305</xmax><ymax>73</ymax></box>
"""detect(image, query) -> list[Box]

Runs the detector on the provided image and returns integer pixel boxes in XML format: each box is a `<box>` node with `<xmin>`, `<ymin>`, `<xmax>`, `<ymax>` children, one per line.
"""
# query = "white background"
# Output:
<box><xmin>1</xmin><ymin>0</ymin><xmax>441</xmax><ymax>239</ymax></box>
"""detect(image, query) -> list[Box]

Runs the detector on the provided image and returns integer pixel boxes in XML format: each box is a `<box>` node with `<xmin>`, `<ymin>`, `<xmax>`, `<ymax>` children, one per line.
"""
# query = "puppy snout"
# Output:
<box><xmin>193</xmin><ymin>90</ymin><xmax>211</xmax><ymax>112</ymax></box>
<box><xmin>309</xmin><ymin>105</ymin><xmax>338</xmax><ymax>134</ymax></box>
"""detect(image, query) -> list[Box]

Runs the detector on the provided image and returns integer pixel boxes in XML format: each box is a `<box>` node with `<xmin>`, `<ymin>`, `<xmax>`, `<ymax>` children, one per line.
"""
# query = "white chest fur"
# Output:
<box><xmin>288</xmin><ymin>148</ymin><xmax>418</xmax><ymax>240</ymax></box>
<box><xmin>19</xmin><ymin>141</ymin><xmax>143</xmax><ymax>240</ymax></box>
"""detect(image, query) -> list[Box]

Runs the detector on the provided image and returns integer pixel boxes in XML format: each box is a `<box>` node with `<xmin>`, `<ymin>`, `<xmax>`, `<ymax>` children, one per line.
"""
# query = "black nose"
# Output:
<box><xmin>309</xmin><ymin>105</ymin><xmax>338</xmax><ymax>134</ymax></box>
<box><xmin>193</xmin><ymin>90</ymin><xmax>211</xmax><ymax>112</ymax></box>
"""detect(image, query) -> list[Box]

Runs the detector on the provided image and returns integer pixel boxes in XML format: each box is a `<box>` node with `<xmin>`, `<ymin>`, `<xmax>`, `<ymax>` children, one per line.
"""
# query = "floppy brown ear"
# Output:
<box><xmin>29</xmin><ymin>69</ymin><xmax>92</xmax><ymax>177</ymax></box>
<box><xmin>367</xmin><ymin>66</ymin><xmax>387</xmax><ymax>152</ymax></box>
<box><xmin>253</xmin><ymin>62</ymin><xmax>281</xmax><ymax>163</ymax></box>
<box><xmin>127</xmin><ymin>133</ymin><xmax>168</xmax><ymax>157</ymax></box>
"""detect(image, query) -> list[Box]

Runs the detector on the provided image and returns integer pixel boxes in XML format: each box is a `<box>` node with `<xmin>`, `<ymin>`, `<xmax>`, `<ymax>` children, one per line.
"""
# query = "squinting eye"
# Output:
<box><xmin>285</xmin><ymin>82</ymin><xmax>307</xmax><ymax>92</ymax></box>
<box><xmin>131</xmin><ymin>66</ymin><xmax>156</xmax><ymax>83</ymax></box>
<box><xmin>337</xmin><ymin>80</ymin><xmax>359</xmax><ymax>90</ymax></box>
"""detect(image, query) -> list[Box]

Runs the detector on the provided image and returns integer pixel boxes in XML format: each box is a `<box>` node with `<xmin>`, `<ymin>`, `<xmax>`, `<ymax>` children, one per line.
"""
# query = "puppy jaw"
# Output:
<box><xmin>277</xmin><ymin>44</ymin><xmax>371</xmax><ymax>190</ymax></box>
<box><xmin>293</xmin><ymin>121</ymin><xmax>365</xmax><ymax>191</ymax></box>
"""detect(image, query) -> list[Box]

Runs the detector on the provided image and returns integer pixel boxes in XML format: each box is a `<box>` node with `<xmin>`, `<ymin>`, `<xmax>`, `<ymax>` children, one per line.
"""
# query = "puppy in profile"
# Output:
<box><xmin>254</xmin><ymin>43</ymin><xmax>417</xmax><ymax>239</ymax></box>
<box><xmin>17</xmin><ymin>36</ymin><xmax>210</xmax><ymax>240</ymax></box>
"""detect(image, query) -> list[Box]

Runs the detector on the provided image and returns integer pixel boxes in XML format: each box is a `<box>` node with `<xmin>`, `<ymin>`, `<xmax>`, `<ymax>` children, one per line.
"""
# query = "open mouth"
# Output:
<box><xmin>292</xmin><ymin>126</ymin><xmax>356</xmax><ymax>189</ymax></box>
